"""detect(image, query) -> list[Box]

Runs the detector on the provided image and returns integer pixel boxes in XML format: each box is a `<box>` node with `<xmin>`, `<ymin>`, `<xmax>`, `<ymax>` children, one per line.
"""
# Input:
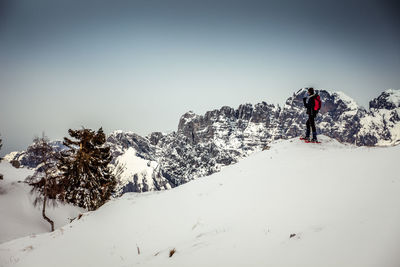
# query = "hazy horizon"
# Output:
<box><xmin>1</xmin><ymin>0</ymin><xmax>400</xmax><ymax>155</ymax></box>
<box><xmin>0</xmin><ymin>87</ymin><xmax>395</xmax><ymax>156</ymax></box>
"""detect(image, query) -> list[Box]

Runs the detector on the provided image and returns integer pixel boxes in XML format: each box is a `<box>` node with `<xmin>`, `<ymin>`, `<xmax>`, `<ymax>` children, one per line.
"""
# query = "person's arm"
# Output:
<box><xmin>309</xmin><ymin>96</ymin><xmax>315</xmax><ymax>113</ymax></box>
<box><xmin>303</xmin><ymin>91</ymin><xmax>308</xmax><ymax>108</ymax></box>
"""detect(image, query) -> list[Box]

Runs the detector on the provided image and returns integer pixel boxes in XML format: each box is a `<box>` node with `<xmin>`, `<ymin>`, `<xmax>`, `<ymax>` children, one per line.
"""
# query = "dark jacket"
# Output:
<box><xmin>303</xmin><ymin>94</ymin><xmax>320</xmax><ymax>116</ymax></box>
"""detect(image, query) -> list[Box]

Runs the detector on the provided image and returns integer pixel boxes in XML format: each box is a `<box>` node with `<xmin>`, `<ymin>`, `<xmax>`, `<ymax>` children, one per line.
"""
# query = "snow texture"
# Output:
<box><xmin>1</xmin><ymin>136</ymin><xmax>400</xmax><ymax>267</ymax></box>
<box><xmin>0</xmin><ymin>161</ymin><xmax>84</xmax><ymax>244</ymax></box>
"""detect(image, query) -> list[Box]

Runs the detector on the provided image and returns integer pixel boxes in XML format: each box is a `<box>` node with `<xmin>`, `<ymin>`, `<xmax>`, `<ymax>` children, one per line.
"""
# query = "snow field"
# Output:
<box><xmin>0</xmin><ymin>161</ymin><xmax>84</xmax><ymax>244</ymax></box>
<box><xmin>1</xmin><ymin>135</ymin><xmax>400</xmax><ymax>267</ymax></box>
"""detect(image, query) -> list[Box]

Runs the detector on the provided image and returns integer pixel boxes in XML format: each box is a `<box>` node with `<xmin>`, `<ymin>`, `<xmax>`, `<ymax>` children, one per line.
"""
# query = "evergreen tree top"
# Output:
<box><xmin>63</xmin><ymin>127</ymin><xmax>107</xmax><ymax>152</ymax></box>
<box><xmin>58</xmin><ymin>127</ymin><xmax>116</xmax><ymax>211</ymax></box>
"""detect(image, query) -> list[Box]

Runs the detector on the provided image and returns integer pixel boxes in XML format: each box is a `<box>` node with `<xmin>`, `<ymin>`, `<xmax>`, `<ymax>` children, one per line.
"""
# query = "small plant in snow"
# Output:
<box><xmin>25</xmin><ymin>133</ymin><xmax>64</xmax><ymax>232</ymax></box>
<box><xmin>169</xmin><ymin>248</ymin><xmax>176</xmax><ymax>258</ymax></box>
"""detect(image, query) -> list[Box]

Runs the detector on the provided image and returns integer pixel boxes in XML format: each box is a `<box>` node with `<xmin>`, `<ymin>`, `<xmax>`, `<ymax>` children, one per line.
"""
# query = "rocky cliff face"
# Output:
<box><xmin>6</xmin><ymin>89</ymin><xmax>400</xmax><ymax>194</ymax></box>
<box><xmin>109</xmin><ymin>89</ymin><xmax>400</xmax><ymax>193</ymax></box>
<box><xmin>280</xmin><ymin>90</ymin><xmax>367</xmax><ymax>145</ymax></box>
<box><xmin>6</xmin><ymin>141</ymin><xmax>66</xmax><ymax>168</ymax></box>
<box><xmin>358</xmin><ymin>89</ymin><xmax>400</xmax><ymax>146</ymax></box>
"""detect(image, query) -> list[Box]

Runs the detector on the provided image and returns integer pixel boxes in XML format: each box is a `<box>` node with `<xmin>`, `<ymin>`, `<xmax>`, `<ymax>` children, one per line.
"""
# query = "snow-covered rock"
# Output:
<box><xmin>359</xmin><ymin>89</ymin><xmax>400</xmax><ymax>146</ymax></box>
<box><xmin>113</xmin><ymin>147</ymin><xmax>171</xmax><ymax>194</ymax></box>
<box><xmin>369</xmin><ymin>89</ymin><xmax>400</xmax><ymax>110</ymax></box>
<box><xmin>4</xmin><ymin>141</ymin><xmax>66</xmax><ymax>169</ymax></box>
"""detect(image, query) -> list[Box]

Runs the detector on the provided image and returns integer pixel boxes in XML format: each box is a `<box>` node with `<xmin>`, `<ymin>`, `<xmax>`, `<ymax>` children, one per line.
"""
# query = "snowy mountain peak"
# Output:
<box><xmin>330</xmin><ymin>91</ymin><xmax>360</xmax><ymax>111</ymax></box>
<box><xmin>293</xmin><ymin>87</ymin><xmax>308</xmax><ymax>97</ymax></box>
<box><xmin>107</xmin><ymin>130</ymin><xmax>155</xmax><ymax>163</ymax></box>
<box><xmin>178</xmin><ymin>110</ymin><xmax>199</xmax><ymax>123</ymax></box>
<box><xmin>369</xmin><ymin>89</ymin><xmax>400</xmax><ymax>110</ymax></box>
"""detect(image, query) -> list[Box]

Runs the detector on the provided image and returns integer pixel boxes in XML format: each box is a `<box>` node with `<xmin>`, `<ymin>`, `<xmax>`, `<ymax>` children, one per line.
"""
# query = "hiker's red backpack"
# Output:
<box><xmin>314</xmin><ymin>95</ymin><xmax>322</xmax><ymax>111</ymax></box>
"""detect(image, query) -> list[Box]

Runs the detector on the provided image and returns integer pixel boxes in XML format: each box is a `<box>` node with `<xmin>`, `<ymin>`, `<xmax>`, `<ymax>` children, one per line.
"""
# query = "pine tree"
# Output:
<box><xmin>25</xmin><ymin>133</ymin><xmax>63</xmax><ymax>232</ymax></box>
<box><xmin>58</xmin><ymin>127</ymin><xmax>116</xmax><ymax>211</ymax></box>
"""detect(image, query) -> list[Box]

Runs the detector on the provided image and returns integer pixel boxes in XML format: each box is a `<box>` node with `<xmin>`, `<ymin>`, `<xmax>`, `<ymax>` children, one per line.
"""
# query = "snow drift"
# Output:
<box><xmin>1</xmin><ymin>135</ymin><xmax>400</xmax><ymax>267</ymax></box>
<box><xmin>0</xmin><ymin>161</ymin><xmax>84</xmax><ymax>244</ymax></box>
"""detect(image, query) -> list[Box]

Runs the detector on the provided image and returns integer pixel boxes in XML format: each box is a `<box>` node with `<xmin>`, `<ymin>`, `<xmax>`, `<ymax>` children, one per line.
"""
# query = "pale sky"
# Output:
<box><xmin>1</xmin><ymin>0</ymin><xmax>399</xmax><ymax>155</ymax></box>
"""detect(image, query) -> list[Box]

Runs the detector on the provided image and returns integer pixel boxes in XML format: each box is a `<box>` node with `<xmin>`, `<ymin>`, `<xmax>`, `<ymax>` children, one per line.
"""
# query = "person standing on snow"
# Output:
<box><xmin>300</xmin><ymin>87</ymin><xmax>321</xmax><ymax>142</ymax></box>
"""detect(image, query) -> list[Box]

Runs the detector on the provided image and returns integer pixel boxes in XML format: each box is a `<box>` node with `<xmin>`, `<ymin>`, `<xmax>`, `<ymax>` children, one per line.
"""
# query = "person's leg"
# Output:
<box><xmin>310</xmin><ymin>114</ymin><xmax>317</xmax><ymax>140</ymax></box>
<box><xmin>305</xmin><ymin>117</ymin><xmax>311</xmax><ymax>138</ymax></box>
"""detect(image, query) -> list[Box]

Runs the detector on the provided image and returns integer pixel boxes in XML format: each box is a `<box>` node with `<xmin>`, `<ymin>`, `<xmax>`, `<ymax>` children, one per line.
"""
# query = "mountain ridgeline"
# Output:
<box><xmin>7</xmin><ymin>89</ymin><xmax>400</xmax><ymax>194</ymax></box>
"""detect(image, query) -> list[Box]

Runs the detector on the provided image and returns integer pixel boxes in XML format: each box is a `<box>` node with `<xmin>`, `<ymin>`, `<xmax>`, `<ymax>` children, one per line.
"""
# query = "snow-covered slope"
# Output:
<box><xmin>1</xmin><ymin>136</ymin><xmax>400</xmax><ymax>267</ymax></box>
<box><xmin>0</xmin><ymin>161</ymin><xmax>84</xmax><ymax>244</ymax></box>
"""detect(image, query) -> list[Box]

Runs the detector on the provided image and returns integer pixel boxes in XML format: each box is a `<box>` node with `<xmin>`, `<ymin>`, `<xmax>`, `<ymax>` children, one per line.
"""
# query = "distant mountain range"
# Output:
<box><xmin>6</xmin><ymin>89</ymin><xmax>400</xmax><ymax>194</ymax></box>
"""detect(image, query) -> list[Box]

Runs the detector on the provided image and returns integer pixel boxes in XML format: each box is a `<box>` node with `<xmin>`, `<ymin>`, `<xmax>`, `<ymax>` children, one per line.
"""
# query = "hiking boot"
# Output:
<box><xmin>312</xmin><ymin>132</ymin><xmax>317</xmax><ymax>140</ymax></box>
<box><xmin>300</xmin><ymin>136</ymin><xmax>310</xmax><ymax>141</ymax></box>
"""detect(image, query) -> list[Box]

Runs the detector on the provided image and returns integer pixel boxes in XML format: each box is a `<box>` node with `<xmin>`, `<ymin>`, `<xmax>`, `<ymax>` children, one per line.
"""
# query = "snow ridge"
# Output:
<box><xmin>1</xmin><ymin>136</ymin><xmax>400</xmax><ymax>267</ymax></box>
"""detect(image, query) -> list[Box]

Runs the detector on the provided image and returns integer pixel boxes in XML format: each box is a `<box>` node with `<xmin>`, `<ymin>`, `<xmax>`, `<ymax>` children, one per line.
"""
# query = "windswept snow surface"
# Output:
<box><xmin>0</xmin><ymin>162</ymin><xmax>84</xmax><ymax>244</ymax></box>
<box><xmin>1</xmin><ymin>136</ymin><xmax>400</xmax><ymax>267</ymax></box>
